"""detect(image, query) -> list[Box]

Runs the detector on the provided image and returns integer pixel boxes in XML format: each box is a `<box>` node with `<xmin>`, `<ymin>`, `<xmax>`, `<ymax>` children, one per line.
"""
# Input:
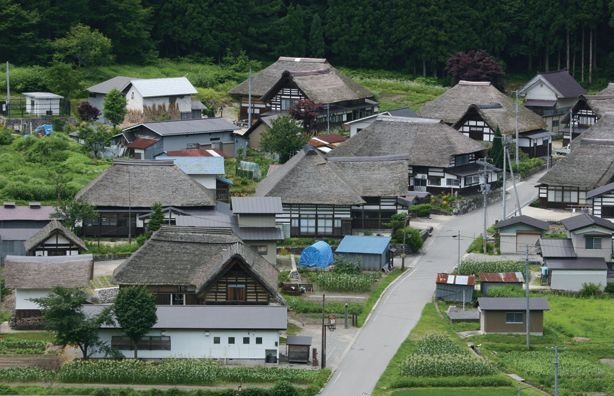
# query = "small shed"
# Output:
<box><xmin>286</xmin><ymin>335</ymin><xmax>312</xmax><ymax>364</ymax></box>
<box><xmin>22</xmin><ymin>92</ymin><xmax>63</xmax><ymax>116</ymax></box>
<box><xmin>495</xmin><ymin>215</ymin><xmax>549</xmax><ymax>254</ymax></box>
<box><xmin>435</xmin><ymin>273</ymin><xmax>475</xmax><ymax>303</ymax></box>
<box><xmin>478</xmin><ymin>297</ymin><xmax>549</xmax><ymax>335</ymax></box>
<box><xmin>478</xmin><ymin>272</ymin><xmax>525</xmax><ymax>295</ymax></box>
<box><xmin>335</xmin><ymin>235</ymin><xmax>391</xmax><ymax>271</ymax></box>
<box><xmin>545</xmin><ymin>257</ymin><xmax>607</xmax><ymax>292</ymax></box>
<box><xmin>299</xmin><ymin>241</ymin><xmax>333</xmax><ymax>269</ymax></box>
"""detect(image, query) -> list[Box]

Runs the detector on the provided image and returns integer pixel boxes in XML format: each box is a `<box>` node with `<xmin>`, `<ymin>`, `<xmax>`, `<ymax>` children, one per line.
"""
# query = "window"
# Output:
<box><xmin>243</xmin><ymin>337</ymin><xmax>250</xmax><ymax>344</ymax></box>
<box><xmin>171</xmin><ymin>293</ymin><xmax>185</xmax><ymax>306</ymax></box>
<box><xmin>455</xmin><ymin>154</ymin><xmax>470</xmax><ymax>166</ymax></box>
<box><xmin>131</xmin><ymin>91</ymin><xmax>134</xmax><ymax>99</ymax></box>
<box><xmin>281</xmin><ymin>98</ymin><xmax>297</xmax><ymax>110</ymax></box>
<box><xmin>552</xmin><ymin>120</ymin><xmax>560</xmax><ymax>127</ymax></box>
<box><xmin>255</xmin><ymin>245</ymin><xmax>268</xmax><ymax>255</ymax></box>
<box><xmin>585</xmin><ymin>236</ymin><xmax>602</xmax><ymax>249</ymax></box>
<box><xmin>111</xmin><ymin>336</ymin><xmax>171</xmax><ymax>350</ymax></box>
<box><xmin>505</xmin><ymin>312</ymin><xmax>524</xmax><ymax>324</ymax></box>
<box><xmin>227</xmin><ymin>284</ymin><xmax>246</xmax><ymax>301</ymax></box>
<box><xmin>601</xmin><ymin>206</ymin><xmax>614</xmax><ymax>218</ymax></box>
<box><xmin>100</xmin><ymin>214</ymin><xmax>117</xmax><ymax>226</ymax></box>
<box><xmin>427</xmin><ymin>176</ymin><xmax>441</xmax><ymax>186</ymax></box>
<box><xmin>213</xmin><ymin>337</ymin><xmax>220</xmax><ymax>344</ymax></box>
<box><xmin>256</xmin><ymin>337</ymin><xmax>262</xmax><ymax>344</ymax></box>
<box><xmin>318</xmin><ymin>217</ymin><xmax>333</xmax><ymax>235</ymax></box>
<box><xmin>465</xmin><ymin>175</ymin><xmax>480</xmax><ymax>186</ymax></box>
<box><xmin>446</xmin><ymin>178</ymin><xmax>460</xmax><ymax>186</ymax></box>
<box><xmin>228</xmin><ymin>337</ymin><xmax>235</xmax><ymax>344</ymax></box>
<box><xmin>210</xmin><ymin>137</ymin><xmax>220</xmax><ymax>142</ymax></box>
<box><xmin>299</xmin><ymin>217</ymin><xmax>316</xmax><ymax>234</ymax></box>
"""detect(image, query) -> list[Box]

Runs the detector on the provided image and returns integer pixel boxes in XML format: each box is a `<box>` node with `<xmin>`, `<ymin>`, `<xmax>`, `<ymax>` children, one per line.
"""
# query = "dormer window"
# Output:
<box><xmin>585</xmin><ymin>236</ymin><xmax>602</xmax><ymax>249</ymax></box>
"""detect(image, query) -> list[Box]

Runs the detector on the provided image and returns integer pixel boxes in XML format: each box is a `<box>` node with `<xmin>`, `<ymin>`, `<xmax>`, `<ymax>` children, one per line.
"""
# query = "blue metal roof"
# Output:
<box><xmin>156</xmin><ymin>156</ymin><xmax>224</xmax><ymax>175</ymax></box>
<box><xmin>336</xmin><ymin>235</ymin><xmax>391</xmax><ymax>255</ymax></box>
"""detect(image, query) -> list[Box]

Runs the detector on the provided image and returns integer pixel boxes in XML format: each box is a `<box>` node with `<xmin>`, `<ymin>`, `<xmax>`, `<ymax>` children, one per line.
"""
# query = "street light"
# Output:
<box><xmin>321</xmin><ymin>294</ymin><xmax>336</xmax><ymax>369</ymax></box>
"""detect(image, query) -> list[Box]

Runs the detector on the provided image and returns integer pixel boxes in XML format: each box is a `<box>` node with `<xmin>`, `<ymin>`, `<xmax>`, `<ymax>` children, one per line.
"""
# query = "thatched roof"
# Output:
<box><xmin>4</xmin><ymin>254</ymin><xmax>93</xmax><ymax>289</ymax></box>
<box><xmin>329</xmin><ymin>116</ymin><xmax>485</xmax><ymax>168</ymax></box>
<box><xmin>229</xmin><ymin>57</ymin><xmax>373</xmax><ymax>104</ymax></box>
<box><xmin>419</xmin><ymin>81</ymin><xmax>545</xmax><ymax>133</ymax></box>
<box><xmin>113</xmin><ymin>226</ymin><xmax>283</xmax><ymax>303</ymax></box>
<box><xmin>454</xmin><ymin>103</ymin><xmax>545</xmax><ymax>136</ymax></box>
<box><xmin>75</xmin><ymin>160</ymin><xmax>216</xmax><ymax>208</ymax></box>
<box><xmin>582</xmin><ymin>95</ymin><xmax>614</xmax><ymax>117</ymax></box>
<box><xmin>539</xmin><ymin>112</ymin><xmax>614</xmax><ymax>189</ymax></box>
<box><xmin>255</xmin><ymin>146</ymin><xmax>408</xmax><ymax>204</ymax></box>
<box><xmin>598</xmin><ymin>83</ymin><xmax>614</xmax><ymax>95</ymax></box>
<box><xmin>24</xmin><ymin>220</ymin><xmax>87</xmax><ymax>253</ymax></box>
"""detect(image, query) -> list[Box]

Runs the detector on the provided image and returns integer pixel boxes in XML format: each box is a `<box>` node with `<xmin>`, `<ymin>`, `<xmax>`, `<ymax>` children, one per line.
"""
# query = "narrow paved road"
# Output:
<box><xmin>320</xmin><ymin>171</ymin><xmax>544</xmax><ymax>396</ymax></box>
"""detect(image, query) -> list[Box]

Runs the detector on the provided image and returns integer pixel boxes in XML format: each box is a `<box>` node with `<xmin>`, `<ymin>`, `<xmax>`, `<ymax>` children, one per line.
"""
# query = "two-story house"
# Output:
<box><xmin>86</xmin><ymin>226</ymin><xmax>286</xmax><ymax>361</ymax></box>
<box><xmin>0</xmin><ymin>202</ymin><xmax>55</xmax><ymax>262</ymax></box>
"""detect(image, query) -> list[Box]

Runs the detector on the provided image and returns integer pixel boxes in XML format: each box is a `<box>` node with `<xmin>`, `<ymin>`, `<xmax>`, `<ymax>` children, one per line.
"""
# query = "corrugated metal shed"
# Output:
<box><xmin>436</xmin><ymin>273</ymin><xmax>476</xmax><ymax>286</ymax></box>
<box><xmin>130</xmin><ymin>77</ymin><xmax>197</xmax><ymax>97</ymax></box>
<box><xmin>231</xmin><ymin>197</ymin><xmax>283</xmax><ymax>214</ymax></box>
<box><xmin>0</xmin><ymin>205</ymin><xmax>55</xmax><ymax>221</ymax></box>
<box><xmin>336</xmin><ymin>236</ymin><xmax>391</xmax><ymax>255</ymax></box>
<box><xmin>478</xmin><ymin>272</ymin><xmax>524</xmax><ymax>283</ymax></box>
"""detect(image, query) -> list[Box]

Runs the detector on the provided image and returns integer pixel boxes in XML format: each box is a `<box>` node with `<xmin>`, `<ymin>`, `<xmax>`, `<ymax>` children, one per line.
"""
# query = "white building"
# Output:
<box><xmin>22</xmin><ymin>92</ymin><xmax>63</xmax><ymax>116</ymax></box>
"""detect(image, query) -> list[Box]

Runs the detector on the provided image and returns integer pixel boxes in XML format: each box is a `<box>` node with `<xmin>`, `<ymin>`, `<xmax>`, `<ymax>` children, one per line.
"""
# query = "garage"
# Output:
<box><xmin>546</xmin><ymin>257</ymin><xmax>607</xmax><ymax>292</ymax></box>
<box><xmin>516</xmin><ymin>231</ymin><xmax>541</xmax><ymax>254</ymax></box>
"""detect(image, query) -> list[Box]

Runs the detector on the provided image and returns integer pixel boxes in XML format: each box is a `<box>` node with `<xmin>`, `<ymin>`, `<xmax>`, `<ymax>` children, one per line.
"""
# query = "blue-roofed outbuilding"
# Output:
<box><xmin>335</xmin><ymin>235</ymin><xmax>392</xmax><ymax>271</ymax></box>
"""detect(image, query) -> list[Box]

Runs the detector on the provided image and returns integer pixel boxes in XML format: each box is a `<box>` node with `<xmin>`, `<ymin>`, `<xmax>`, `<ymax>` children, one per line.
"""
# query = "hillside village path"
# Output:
<box><xmin>320</xmin><ymin>170</ymin><xmax>546</xmax><ymax>396</ymax></box>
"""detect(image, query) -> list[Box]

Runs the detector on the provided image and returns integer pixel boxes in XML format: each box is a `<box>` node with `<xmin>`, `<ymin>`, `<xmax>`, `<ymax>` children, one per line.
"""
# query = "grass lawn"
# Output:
<box><xmin>391</xmin><ymin>387</ymin><xmax>543</xmax><ymax>396</ymax></box>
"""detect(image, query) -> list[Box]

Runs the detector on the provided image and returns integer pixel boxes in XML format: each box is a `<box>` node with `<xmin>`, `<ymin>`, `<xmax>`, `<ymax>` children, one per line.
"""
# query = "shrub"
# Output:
<box><xmin>578</xmin><ymin>282</ymin><xmax>603</xmax><ymax>297</ymax></box>
<box><xmin>393</xmin><ymin>227</ymin><xmax>423</xmax><ymax>252</ymax></box>
<box><xmin>409</xmin><ymin>204</ymin><xmax>432</xmax><ymax>217</ymax></box>
<box><xmin>605</xmin><ymin>283</ymin><xmax>614</xmax><ymax>294</ymax></box>
<box><xmin>400</xmin><ymin>354</ymin><xmax>497</xmax><ymax>377</ymax></box>
<box><xmin>0</xmin><ymin>129</ymin><xmax>13</xmax><ymax>145</ymax></box>
<box><xmin>466</xmin><ymin>235</ymin><xmax>496</xmax><ymax>254</ymax></box>
<box><xmin>332</xmin><ymin>258</ymin><xmax>360</xmax><ymax>274</ymax></box>
<box><xmin>486</xmin><ymin>285</ymin><xmax>524</xmax><ymax>297</ymax></box>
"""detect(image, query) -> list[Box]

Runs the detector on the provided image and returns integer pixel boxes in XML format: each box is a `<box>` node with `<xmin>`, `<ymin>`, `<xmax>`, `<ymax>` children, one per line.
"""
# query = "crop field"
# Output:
<box><xmin>308</xmin><ymin>271</ymin><xmax>381</xmax><ymax>292</ymax></box>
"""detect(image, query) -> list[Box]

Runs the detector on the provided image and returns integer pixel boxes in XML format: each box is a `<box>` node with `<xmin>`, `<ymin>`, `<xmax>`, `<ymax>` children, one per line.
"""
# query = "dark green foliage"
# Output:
<box><xmin>393</xmin><ymin>227</ymin><xmax>424</xmax><ymax>253</ymax></box>
<box><xmin>270</xmin><ymin>381</ymin><xmax>298</xmax><ymax>396</ymax></box>
<box><xmin>260</xmin><ymin>116</ymin><xmax>307</xmax><ymax>163</ymax></box>
<box><xmin>52</xmin><ymin>24</ymin><xmax>113</xmax><ymax>68</ymax></box>
<box><xmin>32</xmin><ymin>287</ymin><xmax>112</xmax><ymax>359</ymax></box>
<box><xmin>147</xmin><ymin>203</ymin><xmax>164</xmax><ymax>233</ymax></box>
<box><xmin>578</xmin><ymin>282</ymin><xmax>603</xmax><ymax>297</ymax></box>
<box><xmin>78</xmin><ymin>123</ymin><xmax>112</xmax><ymax>158</ymax></box>
<box><xmin>309</xmin><ymin>14</ymin><xmax>325</xmax><ymax>57</ymax></box>
<box><xmin>511</xmin><ymin>158</ymin><xmax>544</xmax><ymax>177</ymax></box>
<box><xmin>409</xmin><ymin>204</ymin><xmax>432</xmax><ymax>218</ymax></box>
<box><xmin>43</xmin><ymin>62</ymin><xmax>82</xmax><ymax>99</ymax></box>
<box><xmin>103</xmin><ymin>89</ymin><xmax>127</xmax><ymax>128</ymax></box>
<box><xmin>605</xmin><ymin>283</ymin><xmax>614</xmax><ymax>294</ymax></box>
<box><xmin>25</xmin><ymin>134</ymin><xmax>71</xmax><ymax>163</ymax></box>
<box><xmin>489</xmin><ymin>128</ymin><xmax>504</xmax><ymax>169</ymax></box>
<box><xmin>53</xmin><ymin>198</ymin><xmax>97</xmax><ymax>232</ymax></box>
<box><xmin>466</xmin><ymin>235</ymin><xmax>496</xmax><ymax>254</ymax></box>
<box><xmin>0</xmin><ymin>129</ymin><xmax>13</xmax><ymax>145</ymax></box>
<box><xmin>332</xmin><ymin>258</ymin><xmax>360</xmax><ymax>275</ymax></box>
<box><xmin>112</xmin><ymin>287</ymin><xmax>157</xmax><ymax>359</ymax></box>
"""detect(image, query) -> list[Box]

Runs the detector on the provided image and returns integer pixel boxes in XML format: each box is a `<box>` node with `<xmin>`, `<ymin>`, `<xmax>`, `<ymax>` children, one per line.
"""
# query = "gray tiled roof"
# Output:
<box><xmin>86</xmin><ymin>76</ymin><xmax>133</xmax><ymax>94</ymax></box>
<box><xmin>495</xmin><ymin>215</ymin><xmax>549</xmax><ymax>231</ymax></box>
<box><xmin>231</xmin><ymin>197</ymin><xmax>283</xmax><ymax>214</ymax></box>
<box><xmin>478</xmin><ymin>297</ymin><xmax>549</xmax><ymax>311</ymax></box>
<box><xmin>545</xmin><ymin>257</ymin><xmax>607</xmax><ymax>270</ymax></box>
<box><xmin>130</xmin><ymin>77</ymin><xmax>197</xmax><ymax>97</ymax></box>
<box><xmin>538</xmin><ymin>238</ymin><xmax>576</xmax><ymax>258</ymax></box>
<box><xmin>84</xmin><ymin>304</ymin><xmax>287</xmax><ymax>330</ymax></box>
<box><xmin>126</xmin><ymin>118</ymin><xmax>239</xmax><ymax>137</ymax></box>
<box><xmin>560</xmin><ymin>213</ymin><xmax>614</xmax><ymax>232</ymax></box>
<box><xmin>586</xmin><ymin>182</ymin><xmax>614</xmax><ymax>199</ymax></box>
<box><xmin>539</xmin><ymin>70</ymin><xmax>586</xmax><ymax>98</ymax></box>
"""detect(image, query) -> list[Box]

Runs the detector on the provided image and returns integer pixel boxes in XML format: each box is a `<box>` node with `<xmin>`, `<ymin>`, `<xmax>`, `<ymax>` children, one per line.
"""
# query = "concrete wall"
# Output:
<box><xmin>92</xmin><ymin>329</ymin><xmax>281</xmax><ymax>361</ymax></box>
<box><xmin>245</xmin><ymin>241</ymin><xmax>277</xmax><ymax>264</ymax></box>
<box><xmin>349</xmin><ymin>119</ymin><xmax>375</xmax><ymax>137</ymax></box>
<box><xmin>481</xmin><ymin>310</ymin><xmax>544</xmax><ymax>335</ymax></box>
<box><xmin>550</xmin><ymin>270</ymin><xmax>607</xmax><ymax>291</ymax></box>
<box><xmin>237</xmin><ymin>214</ymin><xmax>276</xmax><ymax>228</ymax></box>
<box><xmin>15</xmin><ymin>289</ymin><xmax>50</xmax><ymax>310</ymax></box>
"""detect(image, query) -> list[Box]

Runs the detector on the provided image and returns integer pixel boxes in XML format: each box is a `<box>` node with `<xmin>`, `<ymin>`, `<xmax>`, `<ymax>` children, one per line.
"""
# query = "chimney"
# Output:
<box><xmin>3</xmin><ymin>202</ymin><xmax>15</xmax><ymax>209</ymax></box>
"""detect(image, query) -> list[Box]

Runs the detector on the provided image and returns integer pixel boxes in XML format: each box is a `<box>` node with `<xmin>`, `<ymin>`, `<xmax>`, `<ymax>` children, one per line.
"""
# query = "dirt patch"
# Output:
<box><xmin>573</xmin><ymin>336</ymin><xmax>591</xmax><ymax>342</ymax></box>
<box><xmin>599</xmin><ymin>358</ymin><xmax>614</xmax><ymax>365</ymax></box>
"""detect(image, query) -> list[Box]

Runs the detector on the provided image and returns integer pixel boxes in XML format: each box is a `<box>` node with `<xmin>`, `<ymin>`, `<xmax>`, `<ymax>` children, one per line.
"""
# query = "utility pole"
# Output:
<box><xmin>457</xmin><ymin>230</ymin><xmax>461</xmax><ymax>268</ymax></box>
<box><xmin>327</xmin><ymin>103</ymin><xmax>330</xmax><ymax>133</ymax></box>
<box><xmin>553</xmin><ymin>346</ymin><xmax>559</xmax><ymax>396</ymax></box>
<box><xmin>321</xmin><ymin>293</ymin><xmax>326</xmax><ymax>369</ymax></box>
<box><xmin>506</xmin><ymin>147</ymin><xmax>522</xmax><ymax>216</ymax></box>
<box><xmin>568</xmin><ymin>109</ymin><xmax>573</xmax><ymax>149</ymax></box>
<box><xmin>128</xmin><ymin>167</ymin><xmax>132</xmax><ymax>244</ymax></box>
<box><xmin>247</xmin><ymin>68</ymin><xmax>252</xmax><ymax>127</ymax></box>
<box><xmin>502</xmin><ymin>139</ymin><xmax>507</xmax><ymax>220</ymax></box>
<box><xmin>515</xmin><ymin>90</ymin><xmax>519</xmax><ymax>167</ymax></box>
<box><xmin>525</xmin><ymin>246</ymin><xmax>530</xmax><ymax>350</ymax></box>
<box><xmin>401</xmin><ymin>212</ymin><xmax>410</xmax><ymax>270</ymax></box>
<box><xmin>479</xmin><ymin>158</ymin><xmax>490</xmax><ymax>253</ymax></box>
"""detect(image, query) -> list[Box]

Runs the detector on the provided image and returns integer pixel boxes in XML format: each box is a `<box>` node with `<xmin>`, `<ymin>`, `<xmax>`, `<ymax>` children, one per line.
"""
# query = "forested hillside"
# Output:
<box><xmin>2</xmin><ymin>0</ymin><xmax>614</xmax><ymax>82</ymax></box>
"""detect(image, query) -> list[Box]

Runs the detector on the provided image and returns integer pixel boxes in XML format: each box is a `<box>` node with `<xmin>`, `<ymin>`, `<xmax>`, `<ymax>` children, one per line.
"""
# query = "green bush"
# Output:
<box><xmin>285</xmin><ymin>295</ymin><xmax>363</xmax><ymax>315</ymax></box>
<box><xmin>486</xmin><ymin>285</ymin><xmax>524</xmax><ymax>297</ymax></box>
<box><xmin>605</xmin><ymin>283</ymin><xmax>614</xmax><ymax>294</ymax></box>
<box><xmin>393</xmin><ymin>227</ymin><xmax>423</xmax><ymax>252</ymax></box>
<box><xmin>400</xmin><ymin>354</ymin><xmax>497</xmax><ymax>377</ymax></box>
<box><xmin>466</xmin><ymin>235</ymin><xmax>496</xmax><ymax>254</ymax></box>
<box><xmin>0</xmin><ymin>130</ymin><xmax>13</xmax><ymax>145</ymax></box>
<box><xmin>332</xmin><ymin>258</ymin><xmax>360</xmax><ymax>274</ymax></box>
<box><xmin>511</xmin><ymin>158</ymin><xmax>544</xmax><ymax>177</ymax></box>
<box><xmin>409</xmin><ymin>204</ymin><xmax>432</xmax><ymax>217</ymax></box>
<box><xmin>578</xmin><ymin>282</ymin><xmax>603</xmax><ymax>297</ymax></box>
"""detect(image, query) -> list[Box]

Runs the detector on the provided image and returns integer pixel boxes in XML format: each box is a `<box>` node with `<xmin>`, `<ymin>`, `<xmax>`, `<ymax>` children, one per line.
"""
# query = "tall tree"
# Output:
<box><xmin>274</xmin><ymin>4</ymin><xmax>306</xmax><ymax>56</ymax></box>
<box><xmin>260</xmin><ymin>116</ymin><xmax>307</xmax><ymax>163</ymax></box>
<box><xmin>52</xmin><ymin>24</ymin><xmax>113</xmax><ymax>68</ymax></box>
<box><xmin>33</xmin><ymin>287</ymin><xmax>112</xmax><ymax>359</ymax></box>
<box><xmin>0</xmin><ymin>0</ymin><xmax>41</xmax><ymax>64</ymax></box>
<box><xmin>112</xmin><ymin>286</ymin><xmax>157</xmax><ymax>359</ymax></box>
<box><xmin>445</xmin><ymin>50</ymin><xmax>505</xmax><ymax>91</ymax></box>
<box><xmin>489</xmin><ymin>128</ymin><xmax>504</xmax><ymax>169</ymax></box>
<box><xmin>308</xmin><ymin>14</ymin><xmax>325</xmax><ymax>57</ymax></box>
<box><xmin>43</xmin><ymin>62</ymin><xmax>82</xmax><ymax>99</ymax></box>
<box><xmin>147</xmin><ymin>202</ymin><xmax>164</xmax><ymax>233</ymax></box>
<box><xmin>103</xmin><ymin>89</ymin><xmax>127</xmax><ymax>128</ymax></box>
<box><xmin>78</xmin><ymin>123</ymin><xmax>113</xmax><ymax>158</ymax></box>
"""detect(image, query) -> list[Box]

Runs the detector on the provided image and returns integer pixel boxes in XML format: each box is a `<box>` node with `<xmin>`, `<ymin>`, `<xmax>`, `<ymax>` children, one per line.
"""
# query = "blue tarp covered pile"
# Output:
<box><xmin>299</xmin><ymin>241</ymin><xmax>333</xmax><ymax>269</ymax></box>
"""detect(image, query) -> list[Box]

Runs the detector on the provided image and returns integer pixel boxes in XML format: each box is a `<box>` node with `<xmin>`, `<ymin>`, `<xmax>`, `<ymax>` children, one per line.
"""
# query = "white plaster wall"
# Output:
<box><xmin>126</xmin><ymin>87</ymin><xmax>144</xmax><ymax>112</ymax></box>
<box><xmin>524</xmin><ymin>83</ymin><xmax>557</xmax><ymax>101</ymax></box>
<box><xmin>15</xmin><ymin>289</ymin><xmax>50</xmax><ymax>310</ymax></box>
<box><xmin>92</xmin><ymin>329</ymin><xmax>281</xmax><ymax>360</ymax></box>
<box><xmin>191</xmin><ymin>175</ymin><xmax>217</xmax><ymax>189</ymax></box>
<box><xmin>349</xmin><ymin>120</ymin><xmax>375</xmax><ymax>137</ymax></box>
<box><xmin>550</xmin><ymin>270</ymin><xmax>607</xmax><ymax>291</ymax></box>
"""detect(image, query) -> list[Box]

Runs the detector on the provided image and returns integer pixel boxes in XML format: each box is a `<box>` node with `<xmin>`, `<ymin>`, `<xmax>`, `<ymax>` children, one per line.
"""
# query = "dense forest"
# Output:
<box><xmin>2</xmin><ymin>0</ymin><xmax>614</xmax><ymax>82</ymax></box>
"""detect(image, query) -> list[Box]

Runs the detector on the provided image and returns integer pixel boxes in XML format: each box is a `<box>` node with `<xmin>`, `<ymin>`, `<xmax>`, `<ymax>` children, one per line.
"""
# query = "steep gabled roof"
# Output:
<box><xmin>229</xmin><ymin>57</ymin><xmax>373</xmax><ymax>104</ymax></box>
<box><xmin>4</xmin><ymin>254</ymin><xmax>93</xmax><ymax>289</ymax></box>
<box><xmin>329</xmin><ymin>116</ymin><xmax>485</xmax><ymax>168</ymax></box>
<box><xmin>327</xmin><ymin>155</ymin><xmax>409</xmax><ymax>196</ymax></box>
<box><xmin>419</xmin><ymin>81</ymin><xmax>545</xmax><ymax>133</ymax></box>
<box><xmin>526</xmin><ymin>70</ymin><xmax>586</xmax><ymax>98</ymax></box>
<box><xmin>495</xmin><ymin>215</ymin><xmax>549</xmax><ymax>231</ymax></box>
<box><xmin>538</xmin><ymin>112</ymin><xmax>614</xmax><ymax>189</ymax></box>
<box><xmin>454</xmin><ymin>103</ymin><xmax>546</xmax><ymax>136</ymax></box>
<box><xmin>24</xmin><ymin>220</ymin><xmax>87</xmax><ymax>252</ymax></box>
<box><xmin>586</xmin><ymin>182</ymin><xmax>614</xmax><ymax>199</ymax></box>
<box><xmin>560</xmin><ymin>213</ymin><xmax>614</xmax><ymax>232</ymax></box>
<box><xmin>580</xmin><ymin>95</ymin><xmax>614</xmax><ymax>117</ymax></box>
<box><xmin>86</xmin><ymin>76</ymin><xmax>133</xmax><ymax>94</ymax></box>
<box><xmin>113</xmin><ymin>226</ymin><xmax>283</xmax><ymax>304</ymax></box>
<box><xmin>75</xmin><ymin>160</ymin><xmax>216</xmax><ymax>208</ymax></box>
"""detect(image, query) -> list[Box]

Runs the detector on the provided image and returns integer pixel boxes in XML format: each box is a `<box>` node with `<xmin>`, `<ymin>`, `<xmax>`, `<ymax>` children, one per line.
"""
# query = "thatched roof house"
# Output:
<box><xmin>537</xmin><ymin>112</ymin><xmax>614</xmax><ymax>207</ymax></box>
<box><xmin>229</xmin><ymin>57</ymin><xmax>376</xmax><ymax>126</ymax></box>
<box><xmin>4</xmin><ymin>254</ymin><xmax>93</xmax><ymax>290</ymax></box>
<box><xmin>419</xmin><ymin>80</ymin><xmax>545</xmax><ymax>134</ymax></box>
<box><xmin>113</xmin><ymin>226</ymin><xmax>284</xmax><ymax>304</ymax></box>
<box><xmin>23</xmin><ymin>219</ymin><xmax>87</xmax><ymax>256</ymax></box>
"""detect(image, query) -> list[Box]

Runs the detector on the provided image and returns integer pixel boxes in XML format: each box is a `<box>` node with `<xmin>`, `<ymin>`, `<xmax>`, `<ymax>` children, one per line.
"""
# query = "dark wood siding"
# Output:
<box><xmin>203</xmin><ymin>261</ymin><xmax>271</xmax><ymax>305</ymax></box>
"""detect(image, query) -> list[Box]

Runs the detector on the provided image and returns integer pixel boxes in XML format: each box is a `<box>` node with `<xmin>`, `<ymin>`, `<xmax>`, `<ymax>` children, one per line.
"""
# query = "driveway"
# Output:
<box><xmin>320</xmin><ymin>171</ymin><xmax>546</xmax><ymax>396</ymax></box>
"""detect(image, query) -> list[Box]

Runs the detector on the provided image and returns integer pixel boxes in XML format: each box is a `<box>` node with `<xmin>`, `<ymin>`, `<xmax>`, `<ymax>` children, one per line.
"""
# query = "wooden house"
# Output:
<box><xmin>520</xmin><ymin>70</ymin><xmax>586</xmax><ymax>133</ymax></box>
<box><xmin>478</xmin><ymin>272</ymin><xmax>524</xmax><ymax>295</ymax></box>
<box><xmin>495</xmin><ymin>215</ymin><xmax>549</xmax><ymax>254</ymax></box>
<box><xmin>478</xmin><ymin>297</ymin><xmax>549</xmax><ymax>335</ymax></box>
<box><xmin>587</xmin><ymin>182</ymin><xmax>614</xmax><ymax>221</ymax></box>
<box><xmin>434</xmin><ymin>273</ymin><xmax>475</xmax><ymax>303</ymax></box>
<box><xmin>22</xmin><ymin>92</ymin><xmax>64</xmax><ymax>116</ymax></box>
<box><xmin>255</xmin><ymin>145</ymin><xmax>408</xmax><ymax>237</ymax></box>
<box><xmin>114</xmin><ymin>118</ymin><xmax>242</xmax><ymax>159</ymax></box>
<box><xmin>419</xmin><ymin>81</ymin><xmax>548</xmax><ymax>158</ymax></box>
<box><xmin>229</xmin><ymin>57</ymin><xmax>376</xmax><ymax>129</ymax></box>
<box><xmin>537</xmin><ymin>113</ymin><xmax>614</xmax><ymax>208</ymax></box>
<box><xmin>86</xmin><ymin>226</ymin><xmax>286</xmax><ymax>361</ymax></box>
<box><xmin>24</xmin><ymin>220</ymin><xmax>87</xmax><ymax>256</ymax></box>
<box><xmin>0</xmin><ymin>202</ymin><xmax>55</xmax><ymax>262</ymax></box>
<box><xmin>329</xmin><ymin>115</ymin><xmax>498</xmax><ymax>195</ymax></box>
<box><xmin>4</xmin><ymin>254</ymin><xmax>93</xmax><ymax>329</ymax></box>
<box><xmin>570</xmin><ymin>92</ymin><xmax>614</xmax><ymax>144</ymax></box>
<box><xmin>335</xmin><ymin>235</ymin><xmax>392</xmax><ymax>271</ymax></box>
<box><xmin>76</xmin><ymin>160</ymin><xmax>216</xmax><ymax>237</ymax></box>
